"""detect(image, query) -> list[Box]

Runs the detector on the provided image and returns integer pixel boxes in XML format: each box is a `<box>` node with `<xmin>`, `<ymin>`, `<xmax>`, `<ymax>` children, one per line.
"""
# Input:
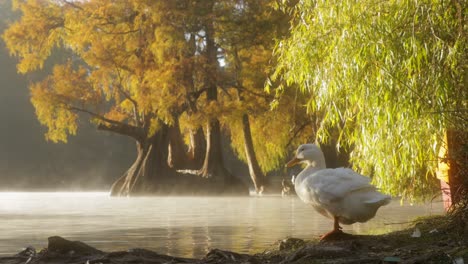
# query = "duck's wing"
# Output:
<box><xmin>305</xmin><ymin>168</ymin><xmax>376</xmax><ymax>205</ymax></box>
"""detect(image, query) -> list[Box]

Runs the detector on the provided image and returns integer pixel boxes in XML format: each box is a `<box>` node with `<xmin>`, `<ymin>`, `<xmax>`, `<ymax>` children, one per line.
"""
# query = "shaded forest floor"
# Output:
<box><xmin>0</xmin><ymin>214</ymin><xmax>466</xmax><ymax>264</ymax></box>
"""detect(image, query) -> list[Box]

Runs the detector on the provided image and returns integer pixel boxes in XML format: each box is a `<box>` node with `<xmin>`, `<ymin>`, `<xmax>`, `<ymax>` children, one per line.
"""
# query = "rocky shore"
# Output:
<box><xmin>1</xmin><ymin>216</ymin><xmax>466</xmax><ymax>264</ymax></box>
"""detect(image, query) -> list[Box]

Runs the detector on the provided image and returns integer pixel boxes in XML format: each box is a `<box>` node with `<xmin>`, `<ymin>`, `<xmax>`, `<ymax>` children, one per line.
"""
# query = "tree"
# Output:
<box><xmin>209</xmin><ymin>0</ymin><xmax>314</xmax><ymax>193</ymax></box>
<box><xmin>3</xmin><ymin>0</ymin><xmax>248</xmax><ymax>195</ymax></box>
<box><xmin>272</xmin><ymin>0</ymin><xmax>467</xmax><ymax>200</ymax></box>
<box><xmin>5</xmin><ymin>0</ymin><xmax>331</xmax><ymax>196</ymax></box>
<box><xmin>195</xmin><ymin>0</ymin><xmax>230</xmax><ymax>182</ymax></box>
<box><xmin>215</xmin><ymin>0</ymin><xmax>276</xmax><ymax>193</ymax></box>
<box><xmin>174</xmin><ymin>0</ymin><xmax>313</xmax><ymax>193</ymax></box>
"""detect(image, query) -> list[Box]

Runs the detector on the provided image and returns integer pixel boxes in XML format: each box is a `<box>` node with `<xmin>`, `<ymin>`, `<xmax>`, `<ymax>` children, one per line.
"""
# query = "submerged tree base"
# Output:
<box><xmin>110</xmin><ymin>171</ymin><xmax>248</xmax><ymax>197</ymax></box>
<box><xmin>1</xmin><ymin>214</ymin><xmax>466</xmax><ymax>264</ymax></box>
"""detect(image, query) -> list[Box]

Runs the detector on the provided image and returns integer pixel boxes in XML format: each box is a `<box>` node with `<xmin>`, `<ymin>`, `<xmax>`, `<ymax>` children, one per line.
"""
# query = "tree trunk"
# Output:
<box><xmin>182</xmin><ymin>31</ymin><xmax>205</xmax><ymax>170</ymax></box>
<box><xmin>230</xmin><ymin>42</ymin><xmax>266</xmax><ymax>194</ymax></box>
<box><xmin>110</xmin><ymin>123</ymin><xmax>174</xmax><ymax>196</ymax></box>
<box><xmin>242</xmin><ymin>113</ymin><xmax>266</xmax><ymax>194</ymax></box>
<box><xmin>320</xmin><ymin>141</ymin><xmax>350</xmax><ymax>168</ymax></box>
<box><xmin>187</xmin><ymin>127</ymin><xmax>206</xmax><ymax>169</ymax></box>
<box><xmin>195</xmin><ymin>16</ymin><xmax>247</xmax><ymax>194</ymax></box>
<box><xmin>197</xmin><ymin>12</ymin><xmax>228</xmax><ymax>181</ymax></box>
<box><xmin>109</xmin><ymin>119</ymin><xmax>247</xmax><ymax>196</ymax></box>
<box><xmin>167</xmin><ymin>118</ymin><xmax>190</xmax><ymax>169</ymax></box>
<box><xmin>437</xmin><ymin>129</ymin><xmax>468</xmax><ymax>210</ymax></box>
<box><xmin>198</xmin><ymin>119</ymin><xmax>227</xmax><ymax>179</ymax></box>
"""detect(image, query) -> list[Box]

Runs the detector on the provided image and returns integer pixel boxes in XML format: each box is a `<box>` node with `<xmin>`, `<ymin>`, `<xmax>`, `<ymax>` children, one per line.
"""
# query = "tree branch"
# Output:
<box><xmin>67</xmin><ymin>106</ymin><xmax>119</xmax><ymax>125</ymax></box>
<box><xmin>97</xmin><ymin>123</ymin><xmax>145</xmax><ymax>141</ymax></box>
<box><xmin>286</xmin><ymin>122</ymin><xmax>310</xmax><ymax>148</ymax></box>
<box><xmin>67</xmin><ymin>106</ymin><xmax>145</xmax><ymax>141</ymax></box>
<box><xmin>105</xmin><ymin>49</ymin><xmax>142</xmax><ymax>127</ymax></box>
<box><xmin>235</xmin><ymin>85</ymin><xmax>274</xmax><ymax>100</ymax></box>
<box><xmin>188</xmin><ymin>88</ymin><xmax>209</xmax><ymax>101</ymax></box>
<box><xmin>61</xmin><ymin>0</ymin><xmax>84</xmax><ymax>11</ymax></box>
<box><xmin>96</xmin><ymin>27</ymin><xmax>140</xmax><ymax>35</ymax></box>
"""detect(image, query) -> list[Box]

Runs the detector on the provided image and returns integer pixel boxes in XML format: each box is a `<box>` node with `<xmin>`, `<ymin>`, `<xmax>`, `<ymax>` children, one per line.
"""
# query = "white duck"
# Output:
<box><xmin>287</xmin><ymin>144</ymin><xmax>391</xmax><ymax>240</ymax></box>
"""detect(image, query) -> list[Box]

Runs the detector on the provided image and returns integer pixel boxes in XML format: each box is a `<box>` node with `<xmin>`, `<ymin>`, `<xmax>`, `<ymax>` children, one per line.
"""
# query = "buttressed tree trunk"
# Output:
<box><xmin>242</xmin><ymin>113</ymin><xmax>266</xmax><ymax>194</ymax></box>
<box><xmin>110</xmin><ymin>123</ymin><xmax>175</xmax><ymax>196</ymax></box>
<box><xmin>109</xmin><ymin>120</ymin><xmax>248</xmax><ymax>196</ymax></box>
<box><xmin>199</xmin><ymin>118</ymin><xmax>228</xmax><ymax>180</ymax></box>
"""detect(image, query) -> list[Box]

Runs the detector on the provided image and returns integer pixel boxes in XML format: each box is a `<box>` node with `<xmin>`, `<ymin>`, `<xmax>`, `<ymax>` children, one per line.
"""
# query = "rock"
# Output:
<box><xmin>410</xmin><ymin>227</ymin><xmax>421</xmax><ymax>238</ymax></box>
<box><xmin>125</xmin><ymin>248</ymin><xmax>196</xmax><ymax>263</ymax></box>
<box><xmin>14</xmin><ymin>246</ymin><xmax>35</xmax><ymax>258</ymax></box>
<box><xmin>0</xmin><ymin>248</ymin><xmax>34</xmax><ymax>264</ymax></box>
<box><xmin>47</xmin><ymin>236</ymin><xmax>103</xmax><ymax>255</ymax></box>
<box><xmin>203</xmin><ymin>248</ymin><xmax>254</xmax><ymax>264</ymax></box>
<box><xmin>0</xmin><ymin>237</ymin><xmax>202</xmax><ymax>264</ymax></box>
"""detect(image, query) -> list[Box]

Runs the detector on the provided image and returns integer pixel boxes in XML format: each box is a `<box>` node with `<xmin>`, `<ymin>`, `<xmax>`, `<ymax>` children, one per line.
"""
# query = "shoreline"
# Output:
<box><xmin>1</xmin><ymin>216</ymin><xmax>466</xmax><ymax>264</ymax></box>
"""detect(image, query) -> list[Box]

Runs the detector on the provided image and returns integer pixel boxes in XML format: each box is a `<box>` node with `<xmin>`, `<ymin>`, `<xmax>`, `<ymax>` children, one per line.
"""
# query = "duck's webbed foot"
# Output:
<box><xmin>319</xmin><ymin>217</ymin><xmax>354</xmax><ymax>241</ymax></box>
<box><xmin>320</xmin><ymin>229</ymin><xmax>344</xmax><ymax>241</ymax></box>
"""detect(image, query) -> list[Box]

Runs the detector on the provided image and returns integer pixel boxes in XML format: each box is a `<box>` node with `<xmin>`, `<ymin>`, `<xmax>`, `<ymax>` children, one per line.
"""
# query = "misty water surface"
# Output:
<box><xmin>0</xmin><ymin>192</ymin><xmax>443</xmax><ymax>258</ymax></box>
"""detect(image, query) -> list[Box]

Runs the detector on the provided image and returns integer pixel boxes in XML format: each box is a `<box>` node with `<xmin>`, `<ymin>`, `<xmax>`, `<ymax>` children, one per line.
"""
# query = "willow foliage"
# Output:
<box><xmin>273</xmin><ymin>0</ymin><xmax>467</xmax><ymax>200</ymax></box>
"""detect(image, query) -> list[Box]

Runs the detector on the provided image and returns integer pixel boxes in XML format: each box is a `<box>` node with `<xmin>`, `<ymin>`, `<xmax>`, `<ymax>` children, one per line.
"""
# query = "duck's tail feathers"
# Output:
<box><xmin>365</xmin><ymin>194</ymin><xmax>391</xmax><ymax>206</ymax></box>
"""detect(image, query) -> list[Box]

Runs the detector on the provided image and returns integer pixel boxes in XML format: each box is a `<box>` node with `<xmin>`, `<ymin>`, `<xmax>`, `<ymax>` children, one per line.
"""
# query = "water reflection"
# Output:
<box><xmin>0</xmin><ymin>192</ymin><xmax>443</xmax><ymax>258</ymax></box>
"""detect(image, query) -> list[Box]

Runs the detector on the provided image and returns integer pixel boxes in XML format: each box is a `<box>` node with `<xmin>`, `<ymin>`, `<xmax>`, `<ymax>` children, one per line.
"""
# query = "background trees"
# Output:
<box><xmin>213</xmin><ymin>0</ymin><xmax>313</xmax><ymax>193</ymax></box>
<box><xmin>272</xmin><ymin>0</ymin><xmax>467</xmax><ymax>200</ymax></box>
<box><xmin>3</xmin><ymin>0</ymin><xmax>238</xmax><ymax>195</ymax></box>
<box><xmin>5</xmin><ymin>0</ymin><xmax>462</xmax><ymax>200</ymax></box>
<box><xmin>3</xmin><ymin>0</ymin><xmax>312</xmax><ymax>195</ymax></box>
<box><xmin>0</xmin><ymin>0</ymin><xmax>135</xmax><ymax>191</ymax></box>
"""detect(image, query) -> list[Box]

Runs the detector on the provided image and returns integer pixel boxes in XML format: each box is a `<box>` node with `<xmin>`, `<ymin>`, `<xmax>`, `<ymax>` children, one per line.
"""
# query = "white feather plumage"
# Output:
<box><xmin>289</xmin><ymin>144</ymin><xmax>391</xmax><ymax>228</ymax></box>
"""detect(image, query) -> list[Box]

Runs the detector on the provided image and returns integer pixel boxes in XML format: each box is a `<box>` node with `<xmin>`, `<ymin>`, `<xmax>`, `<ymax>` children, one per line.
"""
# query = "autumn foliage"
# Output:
<box><xmin>3</xmin><ymin>0</ymin><xmax>313</xmax><ymax>195</ymax></box>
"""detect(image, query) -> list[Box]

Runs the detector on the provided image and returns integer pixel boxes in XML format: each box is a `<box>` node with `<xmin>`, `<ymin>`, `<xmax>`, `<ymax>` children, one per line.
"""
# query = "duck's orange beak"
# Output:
<box><xmin>286</xmin><ymin>157</ymin><xmax>301</xmax><ymax>168</ymax></box>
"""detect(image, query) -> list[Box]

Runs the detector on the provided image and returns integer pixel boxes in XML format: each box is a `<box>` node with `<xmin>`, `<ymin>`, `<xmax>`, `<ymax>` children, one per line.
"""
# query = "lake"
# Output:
<box><xmin>0</xmin><ymin>192</ymin><xmax>443</xmax><ymax>258</ymax></box>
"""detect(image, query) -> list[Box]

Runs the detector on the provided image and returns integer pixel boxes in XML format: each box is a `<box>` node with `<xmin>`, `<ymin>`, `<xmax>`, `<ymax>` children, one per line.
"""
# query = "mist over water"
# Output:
<box><xmin>0</xmin><ymin>192</ymin><xmax>443</xmax><ymax>258</ymax></box>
